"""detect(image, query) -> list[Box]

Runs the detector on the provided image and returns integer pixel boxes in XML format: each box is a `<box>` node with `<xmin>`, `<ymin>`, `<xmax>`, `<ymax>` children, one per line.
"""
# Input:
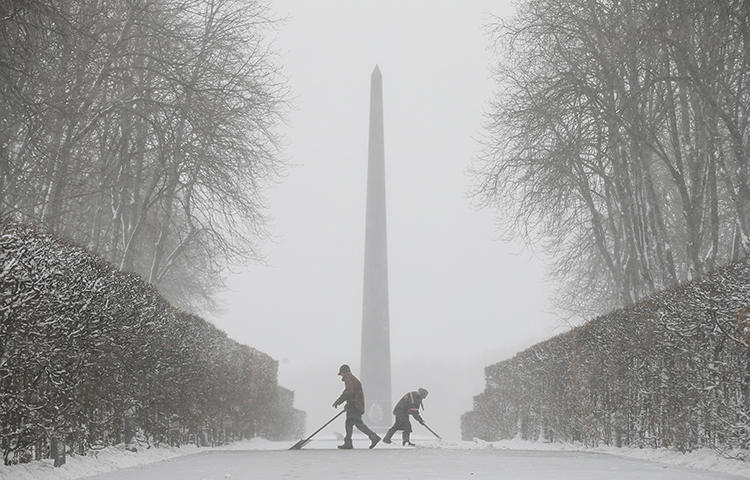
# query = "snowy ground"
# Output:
<box><xmin>1</xmin><ymin>436</ymin><xmax>748</xmax><ymax>480</ymax></box>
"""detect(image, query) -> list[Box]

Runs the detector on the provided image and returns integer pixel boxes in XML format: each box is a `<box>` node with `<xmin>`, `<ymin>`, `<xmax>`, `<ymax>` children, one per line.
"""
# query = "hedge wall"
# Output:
<box><xmin>0</xmin><ymin>219</ymin><xmax>303</xmax><ymax>465</ymax></box>
<box><xmin>462</xmin><ymin>259</ymin><xmax>750</xmax><ymax>455</ymax></box>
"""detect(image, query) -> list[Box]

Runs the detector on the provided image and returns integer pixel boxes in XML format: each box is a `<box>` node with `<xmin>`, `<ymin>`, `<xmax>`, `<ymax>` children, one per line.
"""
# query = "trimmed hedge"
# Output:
<box><xmin>0</xmin><ymin>219</ymin><xmax>303</xmax><ymax>464</ymax></box>
<box><xmin>462</xmin><ymin>260</ymin><xmax>750</xmax><ymax>455</ymax></box>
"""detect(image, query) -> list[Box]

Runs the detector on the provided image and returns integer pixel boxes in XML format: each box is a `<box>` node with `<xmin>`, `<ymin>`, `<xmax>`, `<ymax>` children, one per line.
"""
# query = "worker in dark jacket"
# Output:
<box><xmin>332</xmin><ymin>364</ymin><xmax>381</xmax><ymax>449</ymax></box>
<box><xmin>383</xmin><ymin>388</ymin><xmax>428</xmax><ymax>446</ymax></box>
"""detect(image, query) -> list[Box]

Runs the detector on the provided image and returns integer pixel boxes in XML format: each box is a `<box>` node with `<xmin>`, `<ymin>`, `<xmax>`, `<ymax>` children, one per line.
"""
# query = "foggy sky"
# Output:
<box><xmin>208</xmin><ymin>0</ymin><xmax>564</xmax><ymax>439</ymax></box>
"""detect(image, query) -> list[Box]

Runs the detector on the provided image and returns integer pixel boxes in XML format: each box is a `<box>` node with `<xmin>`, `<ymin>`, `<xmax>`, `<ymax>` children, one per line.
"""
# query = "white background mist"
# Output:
<box><xmin>209</xmin><ymin>0</ymin><xmax>564</xmax><ymax>440</ymax></box>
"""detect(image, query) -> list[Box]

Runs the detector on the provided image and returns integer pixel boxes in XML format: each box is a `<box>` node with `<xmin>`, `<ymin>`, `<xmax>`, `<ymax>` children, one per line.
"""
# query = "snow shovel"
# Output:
<box><xmin>289</xmin><ymin>410</ymin><xmax>345</xmax><ymax>450</ymax></box>
<box><xmin>421</xmin><ymin>422</ymin><xmax>442</xmax><ymax>440</ymax></box>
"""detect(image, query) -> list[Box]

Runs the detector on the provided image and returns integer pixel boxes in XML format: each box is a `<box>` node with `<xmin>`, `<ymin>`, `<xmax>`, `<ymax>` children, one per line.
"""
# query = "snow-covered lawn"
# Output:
<box><xmin>485</xmin><ymin>438</ymin><xmax>750</xmax><ymax>478</ymax></box>
<box><xmin>1</xmin><ymin>437</ymin><xmax>748</xmax><ymax>480</ymax></box>
<box><xmin>0</xmin><ymin>439</ymin><xmax>280</xmax><ymax>480</ymax></box>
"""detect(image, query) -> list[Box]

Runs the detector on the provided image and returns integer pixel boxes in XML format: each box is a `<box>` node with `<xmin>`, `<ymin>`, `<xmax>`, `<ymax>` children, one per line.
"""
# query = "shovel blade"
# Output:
<box><xmin>288</xmin><ymin>438</ymin><xmax>310</xmax><ymax>450</ymax></box>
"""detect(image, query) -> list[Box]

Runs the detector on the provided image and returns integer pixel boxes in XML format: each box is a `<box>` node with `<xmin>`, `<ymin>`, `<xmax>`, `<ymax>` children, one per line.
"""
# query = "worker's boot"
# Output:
<box><xmin>402</xmin><ymin>431</ymin><xmax>415</xmax><ymax>446</ymax></box>
<box><xmin>337</xmin><ymin>438</ymin><xmax>353</xmax><ymax>449</ymax></box>
<box><xmin>382</xmin><ymin>427</ymin><xmax>397</xmax><ymax>444</ymax></box>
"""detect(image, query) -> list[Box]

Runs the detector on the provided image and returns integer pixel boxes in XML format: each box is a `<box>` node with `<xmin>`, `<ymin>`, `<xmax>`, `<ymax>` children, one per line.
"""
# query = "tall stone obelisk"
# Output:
<box><xmin>360</xmin><ymin>65</ymin><xmax>392</xmax><ymax>427</ymax></box>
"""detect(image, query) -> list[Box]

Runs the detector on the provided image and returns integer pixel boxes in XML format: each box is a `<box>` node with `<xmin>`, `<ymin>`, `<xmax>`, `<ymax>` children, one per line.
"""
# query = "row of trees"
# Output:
<box><xmin>477</xmin><ymin>0</ymin><xmax>750</xmax><ymax>317</ymax></box>
<box><xmin>0</xmin><ymin>0</ymin><xmax>284</xmax><ymax>312</ymax></box>
<box><xmin>462</xmin><ymin>258</ymin><xmax>750</xmax><ymax>454</ymax></box>
<box><xmin>0</xmin><ymin>219</ymin><xmax>304</xmax><ymax>465</ymax></box>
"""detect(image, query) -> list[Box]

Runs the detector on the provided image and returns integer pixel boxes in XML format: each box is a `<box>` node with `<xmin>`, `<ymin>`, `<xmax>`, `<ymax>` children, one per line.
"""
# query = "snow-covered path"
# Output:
<box><xmin>81</xmin><ymin>442</ymin><xmax>746</xmax><ymax>480</ymax></box>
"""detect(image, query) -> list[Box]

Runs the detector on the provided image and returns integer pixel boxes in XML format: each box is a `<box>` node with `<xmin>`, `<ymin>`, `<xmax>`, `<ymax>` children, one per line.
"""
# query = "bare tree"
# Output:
<box><xmin>0</xmin><ymin>0</ymin><xmax>285</xmax><ymax>311</ymax></box>
<box><xmin>478</xmin><ymin>0</ymin><xmax>750</xmax><ymax>317</ymax></box>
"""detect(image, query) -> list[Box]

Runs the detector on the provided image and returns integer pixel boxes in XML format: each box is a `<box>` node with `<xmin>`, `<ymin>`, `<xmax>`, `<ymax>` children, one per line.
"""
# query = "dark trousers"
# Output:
<box><xmin>384</xmin><ymin>412</ymin><xmax>412</xmax><ymax>444</ymax></box>
<box><xmin>391</xmin><ymin>412</ymin><xmax>412</xmax><ymax>433</ymax></box>
<box><xmin>344</xmin><ymin>410</ymin><xmax>376</xmax><ymax>443</ymax></box>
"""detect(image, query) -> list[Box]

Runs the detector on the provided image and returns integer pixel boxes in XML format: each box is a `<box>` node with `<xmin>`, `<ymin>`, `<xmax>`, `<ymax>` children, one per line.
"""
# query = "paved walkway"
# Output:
<box><xmin>84</xmin><ymin>444</ymin><xmax>747</xmax><ymax>480</ymax></box>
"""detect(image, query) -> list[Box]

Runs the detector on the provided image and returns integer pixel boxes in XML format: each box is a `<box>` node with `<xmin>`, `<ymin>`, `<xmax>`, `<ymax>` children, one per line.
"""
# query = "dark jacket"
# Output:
<box><xmin>393</xmin><ymin>391</ymin><xmax>425</xmax><ymax>423</ymax></box>
<box><xmin>333</xmin><ymin>372</ymin><xmax>365</xmax><ymax>414</ymax></box>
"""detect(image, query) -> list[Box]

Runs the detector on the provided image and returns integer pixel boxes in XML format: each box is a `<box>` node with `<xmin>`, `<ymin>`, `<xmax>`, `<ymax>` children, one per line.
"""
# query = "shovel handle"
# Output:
<box><xmin>422</xmin><ymin>423</ymin><xmax>441</xmax><ymax>439</ymax></box>
<box><xmin>308</xmin><ymin>409</ymin><xmax>346</xmax><ymax>440</ymax></box>
<box><xmin>290</xmin><ymin>409</ymin><xmax>346</xmax><ymax>449</ymax></box>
